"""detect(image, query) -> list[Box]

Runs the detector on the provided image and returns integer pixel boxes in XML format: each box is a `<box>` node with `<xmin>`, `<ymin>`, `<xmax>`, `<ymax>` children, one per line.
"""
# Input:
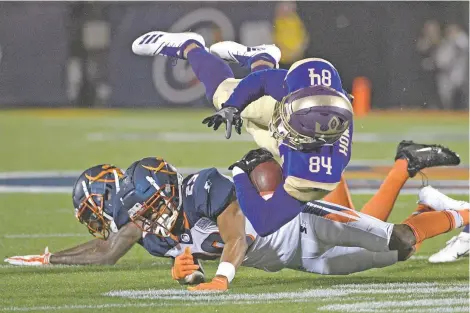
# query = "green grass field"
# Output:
<box><xmin>0</xmin><ymin>109</ymin><xmax>468</xmax><ymax>312</ymax></box>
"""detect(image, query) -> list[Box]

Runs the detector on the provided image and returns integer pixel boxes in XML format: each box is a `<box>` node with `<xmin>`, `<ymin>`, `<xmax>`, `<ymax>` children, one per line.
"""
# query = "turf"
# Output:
<box><xmin>0</xmin><ymin>109</ymin><xmax>467</xmax><ymax>171</ymax></box>
<box><xmin>0</xmin><ymin>194</ymin><xmax>468</xmax><ymax>312</ymax></box>
<box><xmin>0</xmin><ymin>109</ymin><xmax>468</xmax><ymax>312</ymax></box>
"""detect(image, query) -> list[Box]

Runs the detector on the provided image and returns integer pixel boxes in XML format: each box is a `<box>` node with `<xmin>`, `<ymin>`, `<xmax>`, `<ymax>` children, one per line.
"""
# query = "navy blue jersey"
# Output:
<box><xmin>181</xmin><ymin>168</ymin><xmax>235</xmax><ymax>226</ymax></box>
<box><xmin>114</xmin><ymin>168</ymin><xmax>242</xmax><ymax>260</ymax></box>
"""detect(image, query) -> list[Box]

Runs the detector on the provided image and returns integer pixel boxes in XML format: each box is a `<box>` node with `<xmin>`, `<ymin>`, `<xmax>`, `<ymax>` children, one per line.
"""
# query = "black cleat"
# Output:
<box><xmin>395</xmin><ymin>140</ymin><xmax>461</xmax><ymax>177</ymax></box>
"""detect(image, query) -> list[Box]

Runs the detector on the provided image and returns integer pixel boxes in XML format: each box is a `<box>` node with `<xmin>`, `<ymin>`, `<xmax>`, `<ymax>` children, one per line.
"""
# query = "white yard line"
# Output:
<box><xmin>105</xmin><ymin>288</ymin><xmax>348</xmax><ymax>301</ymax></box>
<box><xmin>319</xmin><ymin>298</ymin><xmax>468</xmax><ymax>312</ymax></box>
<box><xmin>0</xmin><ymin>171</ymin><xmax>82</xmax><ymax>179</ymax></box>
<box><xmin>0</xmin><ymin>264</ymin><xmax>79</xmax><ymax>269</ymax></box>
<box><xmin>1</xmin><ymin>283</ymin><xmax>467</xmax><ymax>311</ymax></box>
<box><xmin>0</xmin><ymin>186</ymin><xmax>70</xmax><ymax>193</ymax></box>
<box><xmin>4</xmin><ymin>233</ymin><xmax>89</xmax><ymax>239</ymax></box>
<box><xmin>0</xmin><ymin>186</ymin><xmax>467</xmax><ymax>195</ymax></box>
<box><xmin>0</xmin><ymin>162</ymin><xmax>466</xmax><ymax>179</ymax></box>
<box><xmin>86</xmin><ymin>132</ymin><xmax>469</xmax><ymax>143</ymax></box>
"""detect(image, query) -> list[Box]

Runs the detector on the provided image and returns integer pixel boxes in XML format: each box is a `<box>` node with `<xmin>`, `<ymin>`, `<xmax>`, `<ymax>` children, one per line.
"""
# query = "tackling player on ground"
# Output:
<box><xmin>6</xmin><ymin>152</ymin><xmax>468</xmax><ymax>292</ymax></box>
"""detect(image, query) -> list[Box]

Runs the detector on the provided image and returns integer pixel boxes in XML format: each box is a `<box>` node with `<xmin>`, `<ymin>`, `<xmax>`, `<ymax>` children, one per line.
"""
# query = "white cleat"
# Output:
<box><xmin>418</xmin><ymin>186</ymin><xmax>469</xmax><ymax>211</ymax></box>
<box><xmin>209</xmin><ymin>41</ymin><xmax>281</xmax><ymax>67</ymax></box>
<box><xmin>132</xmin><ymin>31</ymin><xmax>205</xmax><ymax>59</ymax></box>
<box><xmin>428</xmin><ymin>231</ymin><xmax>470</xmax><ymax>263</ymax></box>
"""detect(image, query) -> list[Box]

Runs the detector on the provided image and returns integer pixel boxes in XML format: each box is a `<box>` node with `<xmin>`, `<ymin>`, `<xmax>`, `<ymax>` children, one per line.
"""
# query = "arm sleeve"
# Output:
<box><xmin>223</xmin><ymin>69</ymin><xmax>288</xmax><ymax>111</ymax></box>
<box><xmin>232</xmin><ymin>171</ymin><xmax>304</xmax><ymax>237</ymax></box>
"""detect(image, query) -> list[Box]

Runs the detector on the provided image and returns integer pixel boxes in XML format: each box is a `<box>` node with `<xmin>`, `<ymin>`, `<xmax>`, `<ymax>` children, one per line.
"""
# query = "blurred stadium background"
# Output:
<box><xmin>0</xmin><ymin>1</ymin><xmax>468</xmax><ymax>312</ymax></box>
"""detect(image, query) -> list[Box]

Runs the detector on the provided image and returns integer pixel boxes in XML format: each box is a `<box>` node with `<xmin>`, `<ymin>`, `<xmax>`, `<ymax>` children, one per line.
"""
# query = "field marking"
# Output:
<box><xmin>0</xmin><ymin>163</ymin><xmax>466</xmax><ymax>179</ymax></box>
<box><xmin>104</xmin><ymin>283</ymin><xmax>468</xmax><ymax>301</ymax></box>
<box><xmin>0</xmin><ymin>264</ymin><xmax>79</xmax><ymax>269</ymax></box>
<box><xmin>0</xmin><ymin>298</ymin><xmax>335</xmax><ymax>312</ymax></box>
<box><xmin>105</xmin><ymin>288</ymin><xmax>348</xmax><ymax>301</ymax></box>
<box><xmin>0</xmin><ymin>169</ymin><xmax>467</xmax><ymax>194</ymax></box>
<box><xmin>4</xmin><ymin>233</ymin><xmax>89</xmax><ymax>239</ymax></box>
<box><xmin>0</xmin><ymin>186</ymin><xmax>70</xmax><ymax>193</ymax></box>
<box><xmin>1</xmin><ymin>283</ymin><xmax>467</xmax><ymax>311</ymax></box>
<box><xmin>319</xmin><ymin>298</ymin><xmax>468</xmax><ymax>312</ymax></box>
<box><xmin>86</xmin><ymin>131</ymin><xmax>469</xmax><ymax>143</ymax></box>
<box><xmin>0</xmin><ymin>171</ymin><xmax>81</xmax><ymax>179</ymax></box>
<box><xmin>0</xmin><ymin>186</ymin><xmax>467</xmax><ymax>195</ymax></box>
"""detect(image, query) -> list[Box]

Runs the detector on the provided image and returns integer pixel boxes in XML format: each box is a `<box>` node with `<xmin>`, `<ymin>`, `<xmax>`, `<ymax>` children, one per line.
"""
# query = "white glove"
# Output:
<box><xmin>4</xmin><ymin>247</ymin><xmax>52</xmax><ymax>266</ymax></box>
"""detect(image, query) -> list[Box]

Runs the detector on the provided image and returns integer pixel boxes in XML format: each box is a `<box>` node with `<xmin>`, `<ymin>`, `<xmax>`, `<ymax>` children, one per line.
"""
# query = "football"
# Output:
<box><xmin>249</xmin><ymin>159</ymin><xmax>284</xmax><ymax>195</ymax></box>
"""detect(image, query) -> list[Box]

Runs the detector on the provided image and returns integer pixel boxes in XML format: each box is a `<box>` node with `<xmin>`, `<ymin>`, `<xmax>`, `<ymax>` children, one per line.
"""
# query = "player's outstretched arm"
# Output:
<box><xmin>51</xmin><ymin>236</ymin><xmax>113</xmax><ymax>258</ymax></box>
<box><xmin>202</xmin><ymin>69</ymin><xmax>287</xmax><ymax>139</ymax></box>
<box><xmin>50</xmin><ymin>223</ymin><xmax>142</xmax><ymax>265</ymax></box>
<box><xmin>188</xmin><ymin>199</ymin><xmax>247</xmax><ymax>291</ymax></box>
<box><xmin>5</xmin><ymin>236</ymin><xmax>117</xmax><ymax>266</ymax></box>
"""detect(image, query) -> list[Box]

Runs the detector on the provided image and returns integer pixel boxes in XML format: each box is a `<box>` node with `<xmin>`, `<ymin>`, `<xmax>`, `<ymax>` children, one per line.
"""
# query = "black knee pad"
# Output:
<box><xmin>389</xmin><ymin>224</ymin><xmax>416</xmax><ymax>252</ymax></box>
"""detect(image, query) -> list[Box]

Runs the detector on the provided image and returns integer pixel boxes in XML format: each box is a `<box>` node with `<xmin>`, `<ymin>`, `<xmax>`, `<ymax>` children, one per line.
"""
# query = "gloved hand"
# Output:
<box><xmin>4</xmin><ymin>247</ymin><xmax>52</xmax><ymax>266</ymax></box>
<box><xmin>202</xmin><ymin>106</ymin><xmax>242</xmax><ymax>139</ymax></box>
<box><xmin>228</xmin><ymin>148</ymin><xmax>274</xmax><ymax>175</ymax></box>
<box><xmin>171</xmin><ymin>247</ymin><xmax>200</xmax><ymax>281</ymax></box>
<box><xmin>187</xmin><ymin>275</ymin><xmax>228</xmax><ymax>292</ymax></box>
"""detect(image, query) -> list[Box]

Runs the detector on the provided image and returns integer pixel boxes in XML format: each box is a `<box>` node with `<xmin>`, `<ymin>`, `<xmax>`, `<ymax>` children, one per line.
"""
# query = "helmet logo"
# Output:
<box><xmin>129</xmin><ymin>202</ymin><xmax>144</xmax><ymax>218</ymax></box>
<box><xmin>181</xmin><ymin>233</ymin><xmax>190</xmax><ymax>243</ymax></box>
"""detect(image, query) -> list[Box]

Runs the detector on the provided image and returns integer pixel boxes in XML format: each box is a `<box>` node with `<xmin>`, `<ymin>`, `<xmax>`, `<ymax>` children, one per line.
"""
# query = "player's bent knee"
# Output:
<box><xmin>389</xmin><ymin>224</ymin><xmax>416</xmax><ymax>259</ymax></box>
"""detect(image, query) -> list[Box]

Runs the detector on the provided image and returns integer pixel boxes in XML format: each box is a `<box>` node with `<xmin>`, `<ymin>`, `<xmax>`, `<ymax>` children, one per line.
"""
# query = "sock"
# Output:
<box><xmin>360</xmin><ymin>159</ymin><xmax>409</xmax><ymax>221</ymax></box>
<box><xmin>249</xmin><ymin>53</ymin><xmax>276</xmax><ymax>72</ymax></box>
<box><xmin>406</xmin><ymin>204</ymin><xmax>434</xmax><ymax>251</ymax></box>
<box><xmin>322</xmin><ymin>176</ymin><xmax>355</xmax><ymax>210</ymax></box>
<box><xmin>403</xmin><ymin>209</ymin><xmax>469</xmax><ymax>244</ymax></box>
<box><xmin>187</xmin><ymin>47</ymin><xmax>234</xmax><ymax>101</ymax></box>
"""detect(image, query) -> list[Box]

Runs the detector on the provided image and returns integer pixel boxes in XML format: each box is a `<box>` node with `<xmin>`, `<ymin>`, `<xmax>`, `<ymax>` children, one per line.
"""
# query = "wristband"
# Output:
<box><xmin>215</xmin><ymin>262</ymin><xmax>236</xmax><ymax>283</ymax></box>
<box><xmin>231</xmin><ymin>166</ymin><xmax>245</xmax><ymax>176</ymax></box>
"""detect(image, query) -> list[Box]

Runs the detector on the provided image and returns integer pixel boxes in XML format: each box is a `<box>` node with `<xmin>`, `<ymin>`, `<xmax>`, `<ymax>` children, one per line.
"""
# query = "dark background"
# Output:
<box><xmin>0</xmin><ymin>1</ymin><xmax>467</xmax><ymax>109</ymax></box>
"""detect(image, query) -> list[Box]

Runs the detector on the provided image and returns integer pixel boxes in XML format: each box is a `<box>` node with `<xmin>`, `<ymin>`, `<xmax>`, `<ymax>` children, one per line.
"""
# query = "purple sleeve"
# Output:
<box><xmin>223</xmin><ymin>69</ymin><xmax>288</xmax><ymax>111</ymax></box>
<box><xmin>233</xmin><ymin>172</ymin><xmax>304</xmax><ymax>237</ymax></box>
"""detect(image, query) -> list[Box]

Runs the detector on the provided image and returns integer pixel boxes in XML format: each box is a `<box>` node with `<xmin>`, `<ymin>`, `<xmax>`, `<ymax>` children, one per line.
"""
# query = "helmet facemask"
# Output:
<box><xmin>75</xmin><ymin>182</ymin><xmax>114</xmax><ymax>239</ymax></box>
<box><xmin>128</xmin><ymin>162</ymin><xmax>184</xmax><ymax>238</ymax></box>
<box><xmin>74</xmin><ymin>167</ymin><xmax>122</xmax><ymax>240</ymax></box>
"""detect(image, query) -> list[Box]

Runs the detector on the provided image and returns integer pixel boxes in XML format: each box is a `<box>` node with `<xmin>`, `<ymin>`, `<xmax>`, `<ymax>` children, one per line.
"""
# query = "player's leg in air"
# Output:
<box><xmin>131</xmin><ymin>32</ymin><xmax>282</xmax><ymax>154</ymax></box>
<box><xmin>321</xmin><ymin>140</ymin><xmax>463</xmax><ymax>217</ymax></box>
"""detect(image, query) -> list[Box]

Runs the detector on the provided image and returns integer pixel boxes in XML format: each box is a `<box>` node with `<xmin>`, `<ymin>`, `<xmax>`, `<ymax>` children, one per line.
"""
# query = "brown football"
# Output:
<box><xmin>249</xmin><ymin>159</ymin><xmax>284</xmax><ymax>195</ymax></box>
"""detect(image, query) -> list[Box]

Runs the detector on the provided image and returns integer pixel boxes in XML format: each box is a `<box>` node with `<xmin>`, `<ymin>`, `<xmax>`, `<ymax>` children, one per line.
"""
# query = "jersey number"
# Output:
<box><xmin>185</xmin><ymin>174</ymin><xmax>199</xmax><ymax>196</ymax></box>
<box><xmin>309</xmin><ymin>156</ymin><xmax>332</xmax><ymax>175</ymax></box>
<box><xmin>308</xmin><ymin>69</ymin><xmax>332</xmax><ymax>87</ymax></box>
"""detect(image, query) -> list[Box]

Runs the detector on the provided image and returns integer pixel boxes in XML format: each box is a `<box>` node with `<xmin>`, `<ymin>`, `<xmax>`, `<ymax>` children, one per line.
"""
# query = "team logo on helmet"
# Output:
<box><xmin>270</xmin><ymin>85</ymin><xmax>353</xmax><ymax>151</ymax></box>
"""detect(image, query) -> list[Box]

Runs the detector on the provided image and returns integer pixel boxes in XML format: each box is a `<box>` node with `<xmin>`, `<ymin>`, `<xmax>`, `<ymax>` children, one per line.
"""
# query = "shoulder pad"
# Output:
<box><xmin>182</xmin><ymin>168</ymin><xmax>235</xmax><ymax>224</ymax></box>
